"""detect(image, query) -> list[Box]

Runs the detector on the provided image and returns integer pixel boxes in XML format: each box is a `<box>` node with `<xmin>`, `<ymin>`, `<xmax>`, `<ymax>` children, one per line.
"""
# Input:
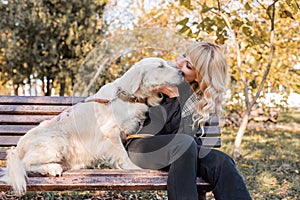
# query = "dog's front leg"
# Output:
<box><xmin>106</xmin><ymin>135</ymin><xmax>141</xmax><ymax>169</ymax></box>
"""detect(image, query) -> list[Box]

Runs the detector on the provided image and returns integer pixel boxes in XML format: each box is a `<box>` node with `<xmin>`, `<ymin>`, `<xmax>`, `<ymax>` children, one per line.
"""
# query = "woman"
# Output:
<box><xmin>126</xmin><ymin>41</ymin><xmax>252</xmax><ymax>200</ymax></box>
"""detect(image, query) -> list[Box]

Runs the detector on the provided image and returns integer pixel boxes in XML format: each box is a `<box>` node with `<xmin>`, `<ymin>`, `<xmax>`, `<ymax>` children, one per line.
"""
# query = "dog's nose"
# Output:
<box><xmin>178</xmin><ymin>70</ymin><xmax>184</xmax><ymax>77</ymax></box>
<box><xmin>167</xmin><ymin>61</ymin><xmax>177</xmax><ymax>68</ymax></box>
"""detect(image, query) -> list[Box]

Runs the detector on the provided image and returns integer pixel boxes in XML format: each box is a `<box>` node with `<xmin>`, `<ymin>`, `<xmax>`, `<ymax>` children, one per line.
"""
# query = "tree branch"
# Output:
<box><xmin>250</xmin><ymin>0</ymin><xmax>277</xmax><ymax>108</ymax></box>
<box><xmin>215</xmin><ymin>9</ymin><xmax>250</xmax><ymax>108</ymax></box>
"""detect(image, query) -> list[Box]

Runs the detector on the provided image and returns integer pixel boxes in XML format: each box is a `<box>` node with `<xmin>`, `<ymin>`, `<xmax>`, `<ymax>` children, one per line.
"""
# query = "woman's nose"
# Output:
<box><xmin>176</xmin><ymin>59</ymin><xmax>183</xmax><ymax>69</ymax></box>
<box><xmin>176</xmin><ymin>55</ymin><xmax>185</xmax><ymax>69</ymax></box>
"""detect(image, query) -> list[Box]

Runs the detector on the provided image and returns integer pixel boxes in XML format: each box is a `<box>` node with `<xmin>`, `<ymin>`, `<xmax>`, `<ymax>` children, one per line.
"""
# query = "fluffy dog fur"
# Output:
<box><xmin>0</xmin><ymin>57</ymin><xmax>183</xmax><ymax>194</ymax></box>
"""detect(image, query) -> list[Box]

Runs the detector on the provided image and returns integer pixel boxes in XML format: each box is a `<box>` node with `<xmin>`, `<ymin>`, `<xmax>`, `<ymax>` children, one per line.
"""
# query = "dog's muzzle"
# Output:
<box><xmin>167</xmin><ymin>61</ymin><xmax>177</xmax><ymax>68</ymax></box>
<box><xmin>167</xmin><ymin>61</ymin><xmax>184</xmax><ymax>78</ymax></box>
<box><xmin>178</xmin><ymin>70</ymin><xmax>184</xmax><ymax>77</ymax></box>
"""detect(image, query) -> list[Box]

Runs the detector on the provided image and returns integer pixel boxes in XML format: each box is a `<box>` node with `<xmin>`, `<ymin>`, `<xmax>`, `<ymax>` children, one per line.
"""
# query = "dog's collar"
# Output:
<box><xmin>85</xmin><ymin>96</ymin><xmax>147</xmax><ymax>104</ymax></box>
<box><xmin>119</xmin><ymin>95</ymin><xmax>147</xmax><ymax>104</ymax></box>
<box><xmin>116</xmin><ymin>87</ymin><xmax>147</xmax><ymax>104</ymax></box>
<box><xmin>85</xmin><ymin>98</ymin><xmax>110</xmax><ymax>104</ymax></box>
<box><xmin>129</xmin><ymin>97</ymin><xmax>147</xmax><ymax>104</ymax></box>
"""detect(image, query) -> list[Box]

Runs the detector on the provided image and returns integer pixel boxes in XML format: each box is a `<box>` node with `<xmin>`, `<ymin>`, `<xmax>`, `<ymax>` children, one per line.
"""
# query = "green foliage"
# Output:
<box><xmin>176</xmin><ymin>0</ymin><xmax>300</xmax><ymax>115</ymax></box>
<box><xmin>180</xmin><ymin>0</ymin><xmax>192</xmax><ymax>9</ymax></box>
<box><xmin>0</xmin><ymin>0</ymin><xmax>106</xmax><ymax>96</ymax></box>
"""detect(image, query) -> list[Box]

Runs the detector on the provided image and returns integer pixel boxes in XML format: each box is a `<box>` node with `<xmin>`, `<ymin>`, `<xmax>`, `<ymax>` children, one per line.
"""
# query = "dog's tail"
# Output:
<box><xmin>2</xmin><ymin>147</ymin><xmax>27</xmax><ymax>194</ymax></box>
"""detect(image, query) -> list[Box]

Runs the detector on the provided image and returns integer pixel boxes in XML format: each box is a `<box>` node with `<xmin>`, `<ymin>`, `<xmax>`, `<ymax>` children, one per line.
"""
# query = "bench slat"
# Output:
<box><xmin>0</xmin><ymin>136</ymin><xmax>20</xmax><ymax>146</ymax></box>
<box><xmin>0</xmin><ymin>105</ymin><xmax>69</xmax><ymax>115</ymax></box>
<box><xmin>197</xmin><ymin>126</ymin><xmax>220</xmax><ymax>137</ymax></box>
<box><xmin>0</xmin><ymin>125</ymin><xmax>219</xmax><ymax>136</ymax></box>
<box><xmin>0</xmin><ymin>136</ymin><xmax>221</xmax><ymax>148</ymax></box>
<box><xmin>0</xmin><ymin>169</ymin><xmax>211</xmax><ymax>191</ymax></box>
<box><xmin>0</xmin><ymin>96</ymin><xmax>85</xmax><ymax>105</ymax></box>
<box><xmin>0</xmin><ymin>149</ymin><xmax>6</xmax><ymax>159</ymax></box>
<box><xmin>200</xmin><ymin>137</ymin><xmax>221</xmax><ymax>147</ymax></box>
<box><xmin>0</xmin><ymin>125</ymin><xmax>36</xmax><ymax>135</ymax></box>
<box><xmin>62</xmin><ymin>169</ymin><xmax>165</xmax><ymax>176</ymax></box>
<box><xmin>0</xmin><ymin>115</ymin><xmax>55</xmax><ymax>125</ymax></box>
<box><xmin>205</xmin><ymin>116</ymin><xmax>219</xmax><ymax>126</ymax></box>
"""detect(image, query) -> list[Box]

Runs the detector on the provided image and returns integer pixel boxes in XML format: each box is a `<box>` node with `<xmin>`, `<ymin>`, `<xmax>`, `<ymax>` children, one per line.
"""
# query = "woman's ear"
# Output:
<box><xmin>195</xmin><ymin>73</ymin><xmax>202</xmax><ymax>82</ymax></box>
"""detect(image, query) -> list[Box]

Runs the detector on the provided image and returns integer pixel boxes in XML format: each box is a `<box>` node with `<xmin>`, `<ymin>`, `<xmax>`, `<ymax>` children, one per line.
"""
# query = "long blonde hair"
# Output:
<box><xmin>186</xmin><ymin>41</ymin><xmax>229</xmax><ymax>127</ymax></box>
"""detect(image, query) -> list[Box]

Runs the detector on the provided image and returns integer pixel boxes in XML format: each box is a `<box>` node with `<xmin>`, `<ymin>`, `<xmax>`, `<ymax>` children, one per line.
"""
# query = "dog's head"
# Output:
<box><xmin>118</xmin><ymin>57</ymin><xmax>184</xmax><ymax>106</ymax></box>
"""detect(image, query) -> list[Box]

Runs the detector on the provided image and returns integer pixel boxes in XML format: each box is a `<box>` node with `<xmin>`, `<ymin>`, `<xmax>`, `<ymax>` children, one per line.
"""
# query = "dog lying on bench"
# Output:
<box><xmin>0</xmin><ymin>57</ymin><xmax>183</xmax><ymax>194</ymax></box>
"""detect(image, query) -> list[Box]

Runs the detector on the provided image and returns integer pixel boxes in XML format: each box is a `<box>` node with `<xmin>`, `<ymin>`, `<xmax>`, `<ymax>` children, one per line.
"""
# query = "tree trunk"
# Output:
<box><xmin>28</xmin><ymin>75</ymin><xmax>32</xmax><ymax>96</ymax></box>
<box><xmin>13</xmin><ymin>84</ymin><xmax>19</xmax><ymax>96</ymax></box>
<box><xmin>233</xmin><ymin>113</ymin><xmax>250</xmax><ymax>159</ymax></box>
<box><xmin>41</xmin><ymin>80</ymin><xmax>45</xmax><ymax>96</ymax></box>
<box><xmin>82</xmin><ymin>58</ymin><xmax>109</xmax><ymax>96</ymax></box>
<box><xmin>232</xmin><ymin>1</ymin><xmax>276</xmax><ymax>159</ymax></box>
<box><xmin>59</xmin><ymin>76</ymin><xmax>66</xmax><ymax>96</ymax></box>
<box><xmin>45</xmin><ymin>77</ymin><xmax>52</xmax><ymax>96</ymax></box>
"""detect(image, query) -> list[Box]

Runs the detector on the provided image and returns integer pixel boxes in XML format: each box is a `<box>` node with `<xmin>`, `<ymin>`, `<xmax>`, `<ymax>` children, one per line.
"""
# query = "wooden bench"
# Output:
<box><xmin>0</xmin><ymin>95</ymin><xmax>221</xmax><ymax>199</ymax></box>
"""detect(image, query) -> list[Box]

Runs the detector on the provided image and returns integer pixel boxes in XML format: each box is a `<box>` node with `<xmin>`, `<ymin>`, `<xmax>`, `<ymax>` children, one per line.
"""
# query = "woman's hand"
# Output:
<box><xmin>155</xmin><ymin>85</ymin><xmax>179</xmax><ymax>98</ymax></box>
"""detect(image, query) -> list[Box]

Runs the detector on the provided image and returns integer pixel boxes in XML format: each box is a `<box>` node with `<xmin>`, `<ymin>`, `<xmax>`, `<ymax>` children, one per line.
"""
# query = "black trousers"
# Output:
<box><xmin>127</xmin><ymin>134</ymin><xmax>252</xmax><ymax>200</ymax></box>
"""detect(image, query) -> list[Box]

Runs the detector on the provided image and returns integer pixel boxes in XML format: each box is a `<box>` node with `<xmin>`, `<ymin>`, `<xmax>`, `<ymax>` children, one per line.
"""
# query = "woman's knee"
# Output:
<box><xmin>219</xmin><ymin>150</ymin><xmax>235</xmax><ymax>165</ymax></box>
<box><xmin>209</xmin><ymin>149</ymin><xmax>235</xmax><ymax>168</ymax></box>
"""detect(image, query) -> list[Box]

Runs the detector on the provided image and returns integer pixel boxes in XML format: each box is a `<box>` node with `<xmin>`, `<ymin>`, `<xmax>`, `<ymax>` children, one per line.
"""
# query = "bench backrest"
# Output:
<box><xmin>0</xmin><ymin>95</ymin><xmax>221</xmax><ymax>161</ymax></box>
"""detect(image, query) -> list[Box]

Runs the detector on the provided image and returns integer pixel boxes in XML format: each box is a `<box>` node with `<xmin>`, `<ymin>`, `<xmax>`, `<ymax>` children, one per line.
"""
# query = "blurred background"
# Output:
<box><xmin>1</xmin><ymin>0</ymin><xmax>299</xmax><ymax>125</ymax></box>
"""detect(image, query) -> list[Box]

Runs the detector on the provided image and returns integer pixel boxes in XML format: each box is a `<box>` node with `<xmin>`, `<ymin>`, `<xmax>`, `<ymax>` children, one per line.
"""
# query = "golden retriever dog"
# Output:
<box><xmin>0</xmin><ymin>57</ymin><xmax>183</xmax><ymax>194</ymax></box>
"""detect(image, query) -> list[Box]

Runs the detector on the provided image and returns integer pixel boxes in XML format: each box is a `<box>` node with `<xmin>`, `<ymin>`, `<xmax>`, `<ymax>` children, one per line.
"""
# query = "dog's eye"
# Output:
<box><xmin>158</xmin><ymin>62</ymin><xmax>165</xmax><ymax>68</ymax></box>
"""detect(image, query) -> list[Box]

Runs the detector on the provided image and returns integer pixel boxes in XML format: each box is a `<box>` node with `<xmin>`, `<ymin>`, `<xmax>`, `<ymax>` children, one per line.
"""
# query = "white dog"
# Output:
<box><xmin>0</xmin><ymin>57</ymin><xmax>183</xmax><ymax>194</ymax></box>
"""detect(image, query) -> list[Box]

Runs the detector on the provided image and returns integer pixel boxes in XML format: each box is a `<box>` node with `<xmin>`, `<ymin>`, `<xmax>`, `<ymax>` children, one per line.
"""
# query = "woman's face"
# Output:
<box><xmin>176</xmin><ymin>54</ymin><xmax>197</xmax><ymax>83</ymax></box>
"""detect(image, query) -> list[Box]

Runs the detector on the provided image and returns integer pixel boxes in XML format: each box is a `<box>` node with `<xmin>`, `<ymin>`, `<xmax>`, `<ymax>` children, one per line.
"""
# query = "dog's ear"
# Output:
<box><xmin>117</xmin><ymin>65</ymin><xmax>143</xmax><ymax>95</ymax></box>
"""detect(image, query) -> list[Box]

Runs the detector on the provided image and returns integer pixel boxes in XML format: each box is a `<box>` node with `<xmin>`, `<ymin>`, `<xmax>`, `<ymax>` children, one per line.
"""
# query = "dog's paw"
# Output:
<box><xmin>46</xmin><ymin>164</ymin><xmax>63</xmax><ymax>177</ymax></box>
<box><xmin>119</xmin><ymin>160</ymin><xmax>142</xmax><ymax>170</ymax></box>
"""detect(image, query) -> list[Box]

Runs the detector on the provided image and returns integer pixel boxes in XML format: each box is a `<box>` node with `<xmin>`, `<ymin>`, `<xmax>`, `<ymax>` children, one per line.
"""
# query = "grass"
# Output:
<box><xmin>277</xmin><ymin>110</ymin><xmax>300</xmax><ymax>124</ymax></box>
<box><xmin>219</xmin><ymin>127</ymin><xmax>299</xmax><ymax>200</ymax></box>
<box><xmin>217</xmin><ymin>111</ymin><xmax>300</xmax><ymax>199</ymax></box>
<box><xmin>1</xmin><ymin>112</ymin><xmax>299</xmax><ymax>199</ymax></box>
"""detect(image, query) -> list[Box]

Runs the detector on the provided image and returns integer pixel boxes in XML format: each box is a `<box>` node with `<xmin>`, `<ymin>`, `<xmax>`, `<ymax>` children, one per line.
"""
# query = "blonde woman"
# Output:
<box><xmin>126</xmin><ymin>41</ymin><xmax>252</xmax><ymax>200</ymax></box>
